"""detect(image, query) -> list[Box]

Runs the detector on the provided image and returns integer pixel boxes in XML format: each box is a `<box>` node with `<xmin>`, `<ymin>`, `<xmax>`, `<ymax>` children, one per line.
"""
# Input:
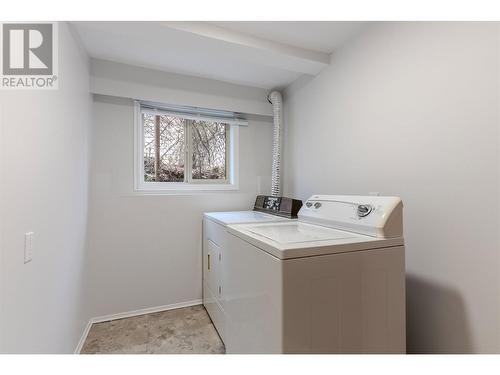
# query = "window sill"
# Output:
<box><xmin>134</xmin><ymin>182</ymin><xmax>239</xmax><ymax>194</ymax></box>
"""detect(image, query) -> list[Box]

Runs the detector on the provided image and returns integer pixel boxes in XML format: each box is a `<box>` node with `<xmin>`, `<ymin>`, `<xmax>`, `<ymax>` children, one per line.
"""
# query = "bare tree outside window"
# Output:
<box><xmin>191</xmin><ymin>120</ymin><xmax>227</xmax><ymax>180</ymax></box>
<box><xmin>143</xmin><ymin>113</ymin><xmax>229</xmax><ymax>183</ymax></box>
<box><xmin>143</xmin><ymin>114</ymin><xmax>185</xmax><ymax>182</ymax></box>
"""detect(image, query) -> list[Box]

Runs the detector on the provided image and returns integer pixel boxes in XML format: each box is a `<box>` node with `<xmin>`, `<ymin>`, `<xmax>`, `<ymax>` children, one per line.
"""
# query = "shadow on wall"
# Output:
<box><xmin>406</xmin><ymin>274</ymin><xmax>473</xmax><ymax>353</ymax></box>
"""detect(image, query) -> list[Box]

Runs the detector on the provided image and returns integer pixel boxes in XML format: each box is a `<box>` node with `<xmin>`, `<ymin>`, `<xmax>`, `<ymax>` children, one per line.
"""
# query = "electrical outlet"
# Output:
<box><xmin>24</xmin><ymin>232</ymin><xmax>33</xmax><ymax>263</ymax></box>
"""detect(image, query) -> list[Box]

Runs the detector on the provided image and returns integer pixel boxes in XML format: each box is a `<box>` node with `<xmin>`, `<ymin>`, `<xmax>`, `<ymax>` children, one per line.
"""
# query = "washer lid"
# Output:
<box><xmin>245</xmin><ymin>222</ymin><xmax>358</xmax><ymax>244</ymax></box>
<box><xmin>227</xmin><ymin>221</ymin><xmax>404</xmax><ymax>259</ymax></box>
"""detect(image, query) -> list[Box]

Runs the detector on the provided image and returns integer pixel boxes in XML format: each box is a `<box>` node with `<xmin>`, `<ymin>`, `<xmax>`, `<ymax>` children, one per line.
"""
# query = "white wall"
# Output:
<box><xmin>0</xmin><ymin>23</ymin><xmax>92</xmax><ymax>353</ymax></box>
<box><xmin>284</xmin><ymin>22</ymin><xmax>499</xmax><ymax>353</ymax></box>
<box><xmin>85</xmin><ymin>85</ymin><xmax>273</xmax><ymax>317</ymax></box>
<box><xmin>90</xmin><ymin>58</ymin><xmax>273</xmax><ymax>116</ymax></box>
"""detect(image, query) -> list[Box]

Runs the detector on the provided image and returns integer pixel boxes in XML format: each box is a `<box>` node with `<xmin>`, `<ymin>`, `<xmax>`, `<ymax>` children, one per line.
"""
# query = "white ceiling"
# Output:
<box><xmin>211</xmin><ymin>22</ymin><xmax>364</xmax><ymax>53</ymax></box>
<box><xmin>72</xmin><ymin>21</ymin><xmax>365</xmax><ymax>89</ymax></box>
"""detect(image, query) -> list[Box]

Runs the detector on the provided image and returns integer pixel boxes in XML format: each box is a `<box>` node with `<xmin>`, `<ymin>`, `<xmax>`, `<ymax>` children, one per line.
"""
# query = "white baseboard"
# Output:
<box><xmin>74</xmin><ymin>299</ymin><xmax>203</xmax><ymax>354</ymax></box>
<box><xmin>74</xmin><ymin>319</ymin><xmax>94</xmax><ymax>354</ymax></box>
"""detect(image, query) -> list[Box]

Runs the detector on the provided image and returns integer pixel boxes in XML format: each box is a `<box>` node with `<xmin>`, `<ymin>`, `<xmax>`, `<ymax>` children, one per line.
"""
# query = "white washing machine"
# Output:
<box><xmin>224</xmin><ymin>195</ymin><xmax>406</xmax><ymax>354</ymax></box>
<box><xmin>202</xmin><ymin>196</ymin><xmax>302</xmax><ymax>342</ymax></box>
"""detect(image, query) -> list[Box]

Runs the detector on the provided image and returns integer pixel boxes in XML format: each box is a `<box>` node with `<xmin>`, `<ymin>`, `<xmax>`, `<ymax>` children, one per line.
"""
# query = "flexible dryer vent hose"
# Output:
<box><xmin>268</xmin><ymin>91</ymin><xmax>283</xmax><ymax>197</ymax></box>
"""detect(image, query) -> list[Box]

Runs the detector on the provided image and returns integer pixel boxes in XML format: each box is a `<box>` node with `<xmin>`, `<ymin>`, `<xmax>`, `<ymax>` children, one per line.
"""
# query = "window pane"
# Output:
<box><xmin>143</xmin><ymin>114</ymin><xmax>185</xmax><ymax>182</ymax></box>
<box><xmin>191</xmin><ymin>121</ymin><xmax>227</xmax><ymax>180</ymax></box>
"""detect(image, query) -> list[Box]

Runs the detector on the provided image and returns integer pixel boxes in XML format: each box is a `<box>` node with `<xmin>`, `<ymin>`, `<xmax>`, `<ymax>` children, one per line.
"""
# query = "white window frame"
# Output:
<box><xmin>134</xmin><ymin>101</ymin><xmax>240</xmax><ymax>193</ymax></box>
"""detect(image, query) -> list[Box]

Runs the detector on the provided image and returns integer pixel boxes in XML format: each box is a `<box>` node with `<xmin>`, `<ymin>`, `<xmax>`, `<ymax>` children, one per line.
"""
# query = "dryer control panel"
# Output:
<box><xmin>253</xmin><ymin>195</ymin><xmax>302</xmax><ymax>219</ymax></box>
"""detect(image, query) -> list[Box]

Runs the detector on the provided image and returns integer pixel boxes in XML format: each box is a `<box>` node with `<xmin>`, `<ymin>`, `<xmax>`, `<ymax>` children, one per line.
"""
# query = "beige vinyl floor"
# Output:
<box><xmin>80</xmin><ymin>305</ymin><xmax>225</xmax><ymax>354</ymax></box>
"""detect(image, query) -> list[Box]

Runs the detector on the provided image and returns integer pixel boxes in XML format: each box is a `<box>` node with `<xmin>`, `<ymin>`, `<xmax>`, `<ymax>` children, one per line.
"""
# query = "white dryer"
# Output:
<box><xmin>224</xmin><ymin>195</ymin><xmax>406</xmax><ymax>354</ymax></box>
<box><xmin>202</xmin><ymin>196</ymin><xmax>302</xmax><ymax>343</ymax></box>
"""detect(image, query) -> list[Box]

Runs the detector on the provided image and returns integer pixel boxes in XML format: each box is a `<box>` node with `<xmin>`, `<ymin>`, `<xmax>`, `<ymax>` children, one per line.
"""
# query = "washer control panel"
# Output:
<box><xmin>304</xmin><ymin>200</ymin><xmax>373</xmax><ymax>218</ymax></box>
<box><xmin>357</xmin><ymin>204</ymin><xmax>373</xmax><ymax>217</ymax></box>
<box><xmin>299</xmin><ymin>195</ymin><xmax>403</xmax><ymax>238</ymax></box>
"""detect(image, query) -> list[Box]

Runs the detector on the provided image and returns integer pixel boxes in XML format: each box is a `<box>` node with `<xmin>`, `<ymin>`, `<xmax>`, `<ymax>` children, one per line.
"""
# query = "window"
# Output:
<box><xmin>134</xmin><ymin>102</ymin><xmax>241</xmax><ymax>192</ymax></box>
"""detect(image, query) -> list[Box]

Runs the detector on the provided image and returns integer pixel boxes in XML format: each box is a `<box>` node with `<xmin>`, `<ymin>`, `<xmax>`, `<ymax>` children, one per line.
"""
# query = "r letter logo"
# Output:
<box><xmin>1</xmin><ymin>23</ymin><xmax>58</xmax><ymax>89</ymax></box>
